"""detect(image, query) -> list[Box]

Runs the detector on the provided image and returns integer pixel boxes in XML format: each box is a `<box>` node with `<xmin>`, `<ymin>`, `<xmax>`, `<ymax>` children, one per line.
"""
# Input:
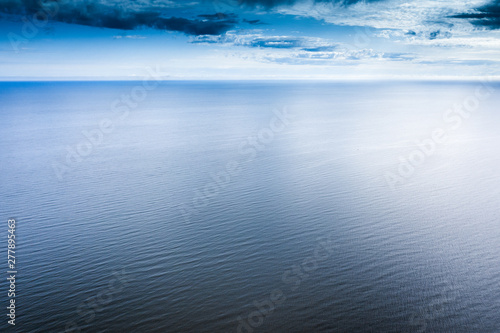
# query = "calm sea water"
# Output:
<box><xmin>0</xmin><ymin>81</ymin><xmax>499</xmax><ymax>332</ymax></box>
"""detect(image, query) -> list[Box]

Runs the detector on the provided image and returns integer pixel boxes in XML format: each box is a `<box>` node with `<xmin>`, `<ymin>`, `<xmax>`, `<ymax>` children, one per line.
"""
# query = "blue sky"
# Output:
<box><xmin>0</xmin><ymin>0</ymin><xmax>499</xmax><ymax>79</ymax></box>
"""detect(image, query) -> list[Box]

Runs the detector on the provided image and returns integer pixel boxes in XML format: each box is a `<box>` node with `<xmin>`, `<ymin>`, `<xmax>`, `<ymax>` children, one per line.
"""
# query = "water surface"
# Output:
<box><xmin>0</xmin><ymin>81</ymin><xmax>499</xmax><ymax>332</ymax></box>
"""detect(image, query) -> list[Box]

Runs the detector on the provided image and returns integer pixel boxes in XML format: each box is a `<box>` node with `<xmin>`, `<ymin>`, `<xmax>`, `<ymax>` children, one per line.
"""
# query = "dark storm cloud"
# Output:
<box><xmin>452</xmin><ymin>0</ymin><xmax>500</xmax><ymax>29</ymax></box>
<box><xmin>156</xmin><ymin>16</ymin><xmax>237</xmax><ymax>35</ymax></box>
<box><xmin>198</xmin><ymin>13</ymin><xmax>238</xmax><ymax>21</ymax></box>
<box><xmin>243</xmin><ymin>18</ymin><xmax>266</xmax><ymax>25</ymax></box>
<box><xmin>0</xmin><ymin>0</ymin><xmax>238</xmax><ymax>35</ymax></box>
<box><xmin>0</xmin><ymin>0</ymin><xmax>389</xmax><ymax>35</ymax></box>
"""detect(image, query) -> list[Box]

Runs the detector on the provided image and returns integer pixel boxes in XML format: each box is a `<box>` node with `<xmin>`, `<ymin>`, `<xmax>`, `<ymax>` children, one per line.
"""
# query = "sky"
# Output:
<box><xmin>0</xmin><ymin>0</ymin><xmax>499</xmax><ymax>80</ymax></box>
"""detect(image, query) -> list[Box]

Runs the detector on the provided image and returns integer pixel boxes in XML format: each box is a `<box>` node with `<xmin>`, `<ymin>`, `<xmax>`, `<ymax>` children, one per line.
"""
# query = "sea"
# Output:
<box><xmin>0</xmin><ymin>81</ymin><xmax>499</xmax><ymax>332</ymax></box>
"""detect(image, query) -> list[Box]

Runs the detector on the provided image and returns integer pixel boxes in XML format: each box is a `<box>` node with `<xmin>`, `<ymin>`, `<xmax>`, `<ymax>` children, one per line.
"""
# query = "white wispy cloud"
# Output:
<box><xmin>112</xmin><ymin>35</ymin><xmax>147</xmax><ymax>39</ymax></box>
<box><xmin>191</xmin><ymin>30</ymin><xmax>417</xmax><ymax>65</ymax></box>
<box><xmin>278</xmin><ymin>0</ymin><xmax>487</xmax><ymax>31</ymax></box>
<box><xmin>190</xmin><ymin>31</ymin><xmax>335</xmax><ymax>49</ymax></box>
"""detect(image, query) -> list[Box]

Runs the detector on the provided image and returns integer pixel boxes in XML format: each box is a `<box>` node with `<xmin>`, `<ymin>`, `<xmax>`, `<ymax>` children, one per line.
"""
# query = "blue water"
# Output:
<box><xmin>1</xmin><ymin>81</ymin><xmax>499</xmax><ymax>332</ymax></box>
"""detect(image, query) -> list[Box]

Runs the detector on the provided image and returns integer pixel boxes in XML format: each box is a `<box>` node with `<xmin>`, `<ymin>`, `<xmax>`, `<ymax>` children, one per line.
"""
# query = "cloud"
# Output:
<box><xmin>190</xmin><ymin>31</ymin><xmax>417</xmax><ymax>65</ymax></box>
<box><xmin>243</xmin><ymin>18</ymin><xmax>267</xmax><ymax>25</ymax></box>
<box><xmin>452</xmin><ymin>0</ymin><xmax>500</xmax><ymax>29</ymax></box>
<box><xmin>417</xmin><ymin>59</ymin><xmax>500</xmax><ymax>66</ymax></box>
<box><xmin>2</xmin><ymin>0</ymin><xmax>493</xmax><ymax>39</ymax></box>
<box><xmin>190</xmin><ymin>32</ymin><xmax>337</xmax><ymax>49</ymax></box>
<box><xmin>191</xmin><ymin>33</ymin><xmax>306</xmax><ymax>48</ymax></box>
<box><xmin>112</xmin><ymin>35</ymin><xmax>147</xmax><ymax>39</ymax></box>
<box><xmin>0</xmin><ymin>0</ymin><xmax>238</xmax><ymax>35</ymax></box>
<box><xmin>402</xmin><ymin>36</ymin><xmax>500</xmax><ymax>48</ymax></box>
<box><xmin>198</xmin><ymin>13</ymin><xmax>238</xmax><ymax>21</ymax></box>
<box><xmin>156</xmin><ymin>17</ymin><xmax>237</xmax><ymax>35</ymax></box>
<box><xmin>259</xmin><ymin>48</ymin><xmax>414</xmax><ymax>65</ymax></box>
<box><xmin>276</xmin><ymin>0</ymin><xmax>485</xmax><ymax>33</ymax></box>
<box><xmin>237</xmin><ymin>0</ymin><xmax>382</xmax><ymax>9</ymax></box>
<box><xmin>249</xmin><ymin>36</ymin><xmax>303</xmax><ymax>48</ymax></box>
<box><xmin>301</xmin><ymin>45</ymin><xmax>337</xmax><ymax>52</ymax></box>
